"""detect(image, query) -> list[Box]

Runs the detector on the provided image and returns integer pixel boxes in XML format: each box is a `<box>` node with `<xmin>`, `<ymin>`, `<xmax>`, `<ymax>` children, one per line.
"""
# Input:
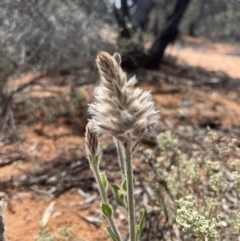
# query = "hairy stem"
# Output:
<box><xmin>91</xmin><ymin>156</ymin><xmax>122</xmax><ymax>241</ymax></box>
<box><xmin>114</xmin><ymin>138</ymin><xmax>125</xmax><ymax>177</ymax></box>
<box><xmin>92</xmin><ymin>162</ymin><xmax>108</xmax><ymax>203</ymax></box>
<box><xmin>124</xmin><ymin>141</ymin><xmax>136</xmax><ymax>241</ymax></box>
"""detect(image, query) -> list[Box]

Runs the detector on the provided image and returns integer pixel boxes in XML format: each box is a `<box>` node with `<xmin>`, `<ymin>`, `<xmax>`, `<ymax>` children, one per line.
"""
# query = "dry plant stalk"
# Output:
<box><xmin>86</xmin><ymin>51</ymin><xmax>158</xmax><ymax>241</ymax></box>
<box><xmin>0</xmin><ymin>197</ymin><xmax>7</xmax><ymax>241</ymax></box>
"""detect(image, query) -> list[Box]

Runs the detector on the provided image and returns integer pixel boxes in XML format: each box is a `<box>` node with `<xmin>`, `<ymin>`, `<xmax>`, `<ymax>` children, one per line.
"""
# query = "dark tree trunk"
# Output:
<box><xmin>145</xmin><ymin>0</ymin><xmax>191</xmax><ymax>68</ymax></box>
<box><xmin>113</xmin><ymin>4</ymin><xmax>131</xmax><ymax>38</ymax></box>
<box><xmin>121</xmin><ymin>0</ymin><xmax>130</xmax><ymax>19</ymax></box>
<box><xmin>152</xmin><ymin>6</ymin><xmax>160</xmax><ymax>37</ymax></box>
<box><xmin>132</xmin><ymin>0</ymin><xmax>154</xmax><ymax>31</ymax></box>
<box><xmin>114</xmin><ymin>0</ymin><xmax>154</xmax><ymax>38</ymax></box>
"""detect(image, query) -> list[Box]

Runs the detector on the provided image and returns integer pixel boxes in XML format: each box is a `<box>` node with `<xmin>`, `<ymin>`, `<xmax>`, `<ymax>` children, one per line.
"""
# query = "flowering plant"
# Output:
<box><xmin>85</xmin><ymin>51</ymin><xmax>159</xmax><ymax>241</ymax></box>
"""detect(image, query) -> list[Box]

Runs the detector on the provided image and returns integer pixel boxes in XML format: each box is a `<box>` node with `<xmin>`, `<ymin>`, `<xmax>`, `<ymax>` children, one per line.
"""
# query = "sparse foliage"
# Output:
<box><xmin>0</xmin><ymin>0</ymin><xmax>115</xmax><ymax>136</ymax></box>
<box><xmin>34</xmin><ymin>226</ymin><xmax>78</xmax><ymax>241</ymax></box>
<box><xmin>142</xmin><ymin>129</ymin><xmax>240</xmax><ymax>240</ymax></box>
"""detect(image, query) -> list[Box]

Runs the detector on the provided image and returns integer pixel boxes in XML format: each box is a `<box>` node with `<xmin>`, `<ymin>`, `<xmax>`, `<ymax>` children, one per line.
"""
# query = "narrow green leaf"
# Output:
<box><xmin>101</xmin><ymin>203</ymin><xmax>112</xmax><ymax>218</ymax></box>
<box><xmin>107</xmin><ymin>226</ymin><xmax>119</xmax><ymax>241</ymax></box>
<box><xmin>139</xmin><ymin>209</ymin><xmax>145</xmax><ymax>233</ymax></box>
<box><xmin>121</xmin><ymin>179</ymin><xmax>127</xmax><ymax>192</ymax></box>
<box><xmin>100</xmin><ymin>172</ymin><xmax>108</xmax><ymax>189</ymax></box>
<box><xmin>136</xmin><ymin>209</ymin><xmax>145</xmax><ymax>239</ymax></box>
<box><xmin>119</xmin><ymin>192</ymin><xmax>125</xmax><ymax>201</ymax></box>
<box><xmin>111</xmin><ymin>184</ymin><xmax>127</xmax><ymax>208</ymax></box>
<box><xmin>111</xmin><ymin>183</ymin><xmax>120</xmax><ymax>192</ymax></box>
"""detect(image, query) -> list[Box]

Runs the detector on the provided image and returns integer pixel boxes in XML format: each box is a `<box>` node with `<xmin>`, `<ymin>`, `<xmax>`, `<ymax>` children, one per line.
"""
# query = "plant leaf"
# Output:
<box><xmin>100</xmin><ymin>172</ymin><xmax>108</xmax><ymax>189</ymax></box>
<box><xmin>136</xmin><ymin>209</ymin><xmax>145</xmax><ymax>239</ymax></box>
<box><xmin>121</xmin><ymin>179</ymin><xmax>127</xmax><ymax>192</ymax></box>
<box><xmin>107</xmin><ymin>226</ymin><xmax>119</xmax><ymax>241</ymax></box>
<box><xmin>111</xmin><ymin>184</ymin><xmax>127</xmax><ymax>208</ymax></box>
<box><xmin>101</xmin><ymin>203</ymin><xmax>112</xmax><ymax>218</ymax></box>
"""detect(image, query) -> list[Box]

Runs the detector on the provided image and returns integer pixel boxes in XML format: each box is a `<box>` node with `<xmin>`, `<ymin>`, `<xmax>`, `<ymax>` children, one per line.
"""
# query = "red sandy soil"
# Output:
<box><xmin>166</xmin><ymin>36</ymin><xmax>240</xmax><ymax>79</ymax></box>
<box><xmin>1</xmin><ymin>36</ymin><xmax>240</xmax><ymax>241</ymax></box>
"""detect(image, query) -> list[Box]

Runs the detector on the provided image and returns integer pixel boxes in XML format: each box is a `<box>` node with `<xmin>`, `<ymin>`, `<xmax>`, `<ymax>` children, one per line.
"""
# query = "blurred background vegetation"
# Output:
<box><xmin>0</xmin><ymin>0</ymin><xmax>240</xmax><ymax>138</ymax></box>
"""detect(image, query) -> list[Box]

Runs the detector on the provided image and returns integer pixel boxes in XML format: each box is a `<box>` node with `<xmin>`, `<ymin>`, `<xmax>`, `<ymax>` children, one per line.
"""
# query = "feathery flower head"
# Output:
<box><xmin>85</xmin><ymin>122</ymin><xmax>100</xmax><ymax>157</ymax></box>
<box><xmin>88</xmin><ymin>51</ymin><xmax>159</xmax><ymax>143</ymax></box>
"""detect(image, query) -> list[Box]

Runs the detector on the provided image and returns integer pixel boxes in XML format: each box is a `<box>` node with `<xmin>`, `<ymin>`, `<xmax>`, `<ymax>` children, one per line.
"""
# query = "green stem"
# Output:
<box><xmin>92</xmin><ymin>163</ymin><xmax>108</xmax><ymax>203</ymax></box>
<box><xmin>114</xmin><ymin>138</ymin><xmax>125</xmax><ymax>177</ymax></box>
<box><xmin>90</xmin><ymin>157</ymin><xmax>122</xmax><ymax>241</ymax></box>
<box><xmin>124</xmin><ymin>142</ymin><xmax>136</xmax><ymax>241</ymax></box>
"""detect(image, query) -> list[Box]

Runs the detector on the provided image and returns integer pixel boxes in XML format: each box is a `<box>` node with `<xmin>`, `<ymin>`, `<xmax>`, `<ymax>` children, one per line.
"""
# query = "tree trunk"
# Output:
<box><xmin>121</xmin><ymin>0</ymin><xmax>130</xmax><ymax>19</ymax></box>
<box><xmin>145</xmin><ymin>0</ymin><xmax>191</xmax><ymax>68</ymax></box>
<box><xmin>113</xmin><ymin>4</ymin><xmax>131</xmax><ymax>38</ymax></box>
<box><xmin>114</xmin><ymin>0</ymin><xmax>154</xmax><ymax>38</ymax></box>
<box><xmin>131</xmin><ymin>0</ymin><xmax>154</xmax><ymax>31</ymax></box>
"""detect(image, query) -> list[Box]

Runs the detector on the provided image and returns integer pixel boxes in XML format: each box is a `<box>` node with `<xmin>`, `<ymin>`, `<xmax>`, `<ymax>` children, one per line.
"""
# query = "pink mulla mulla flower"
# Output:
<box><xmin>88</xmin><ymin>51</ymin><xmax>159</xmax><ymax>143</ymax></box>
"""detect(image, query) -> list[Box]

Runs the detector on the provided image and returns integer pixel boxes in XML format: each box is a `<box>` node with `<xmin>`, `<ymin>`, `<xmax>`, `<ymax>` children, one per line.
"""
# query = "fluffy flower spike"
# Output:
<box><xmin>85</xmin><ymin>122</ymin><xmax>100</xmax><ymax>156</ymax></box>
<box><xmin>89</xmin><ymin>51</ymin><xmax>159</xmax><ymax>143</ymax></box>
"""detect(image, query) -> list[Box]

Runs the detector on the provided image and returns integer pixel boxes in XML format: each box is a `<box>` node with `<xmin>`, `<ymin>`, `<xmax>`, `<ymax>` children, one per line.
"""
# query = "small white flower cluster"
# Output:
<box><xmin>176</xmin><ymin>196</ymin><xmax>227</xmax><ymax>240</ymax></box>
